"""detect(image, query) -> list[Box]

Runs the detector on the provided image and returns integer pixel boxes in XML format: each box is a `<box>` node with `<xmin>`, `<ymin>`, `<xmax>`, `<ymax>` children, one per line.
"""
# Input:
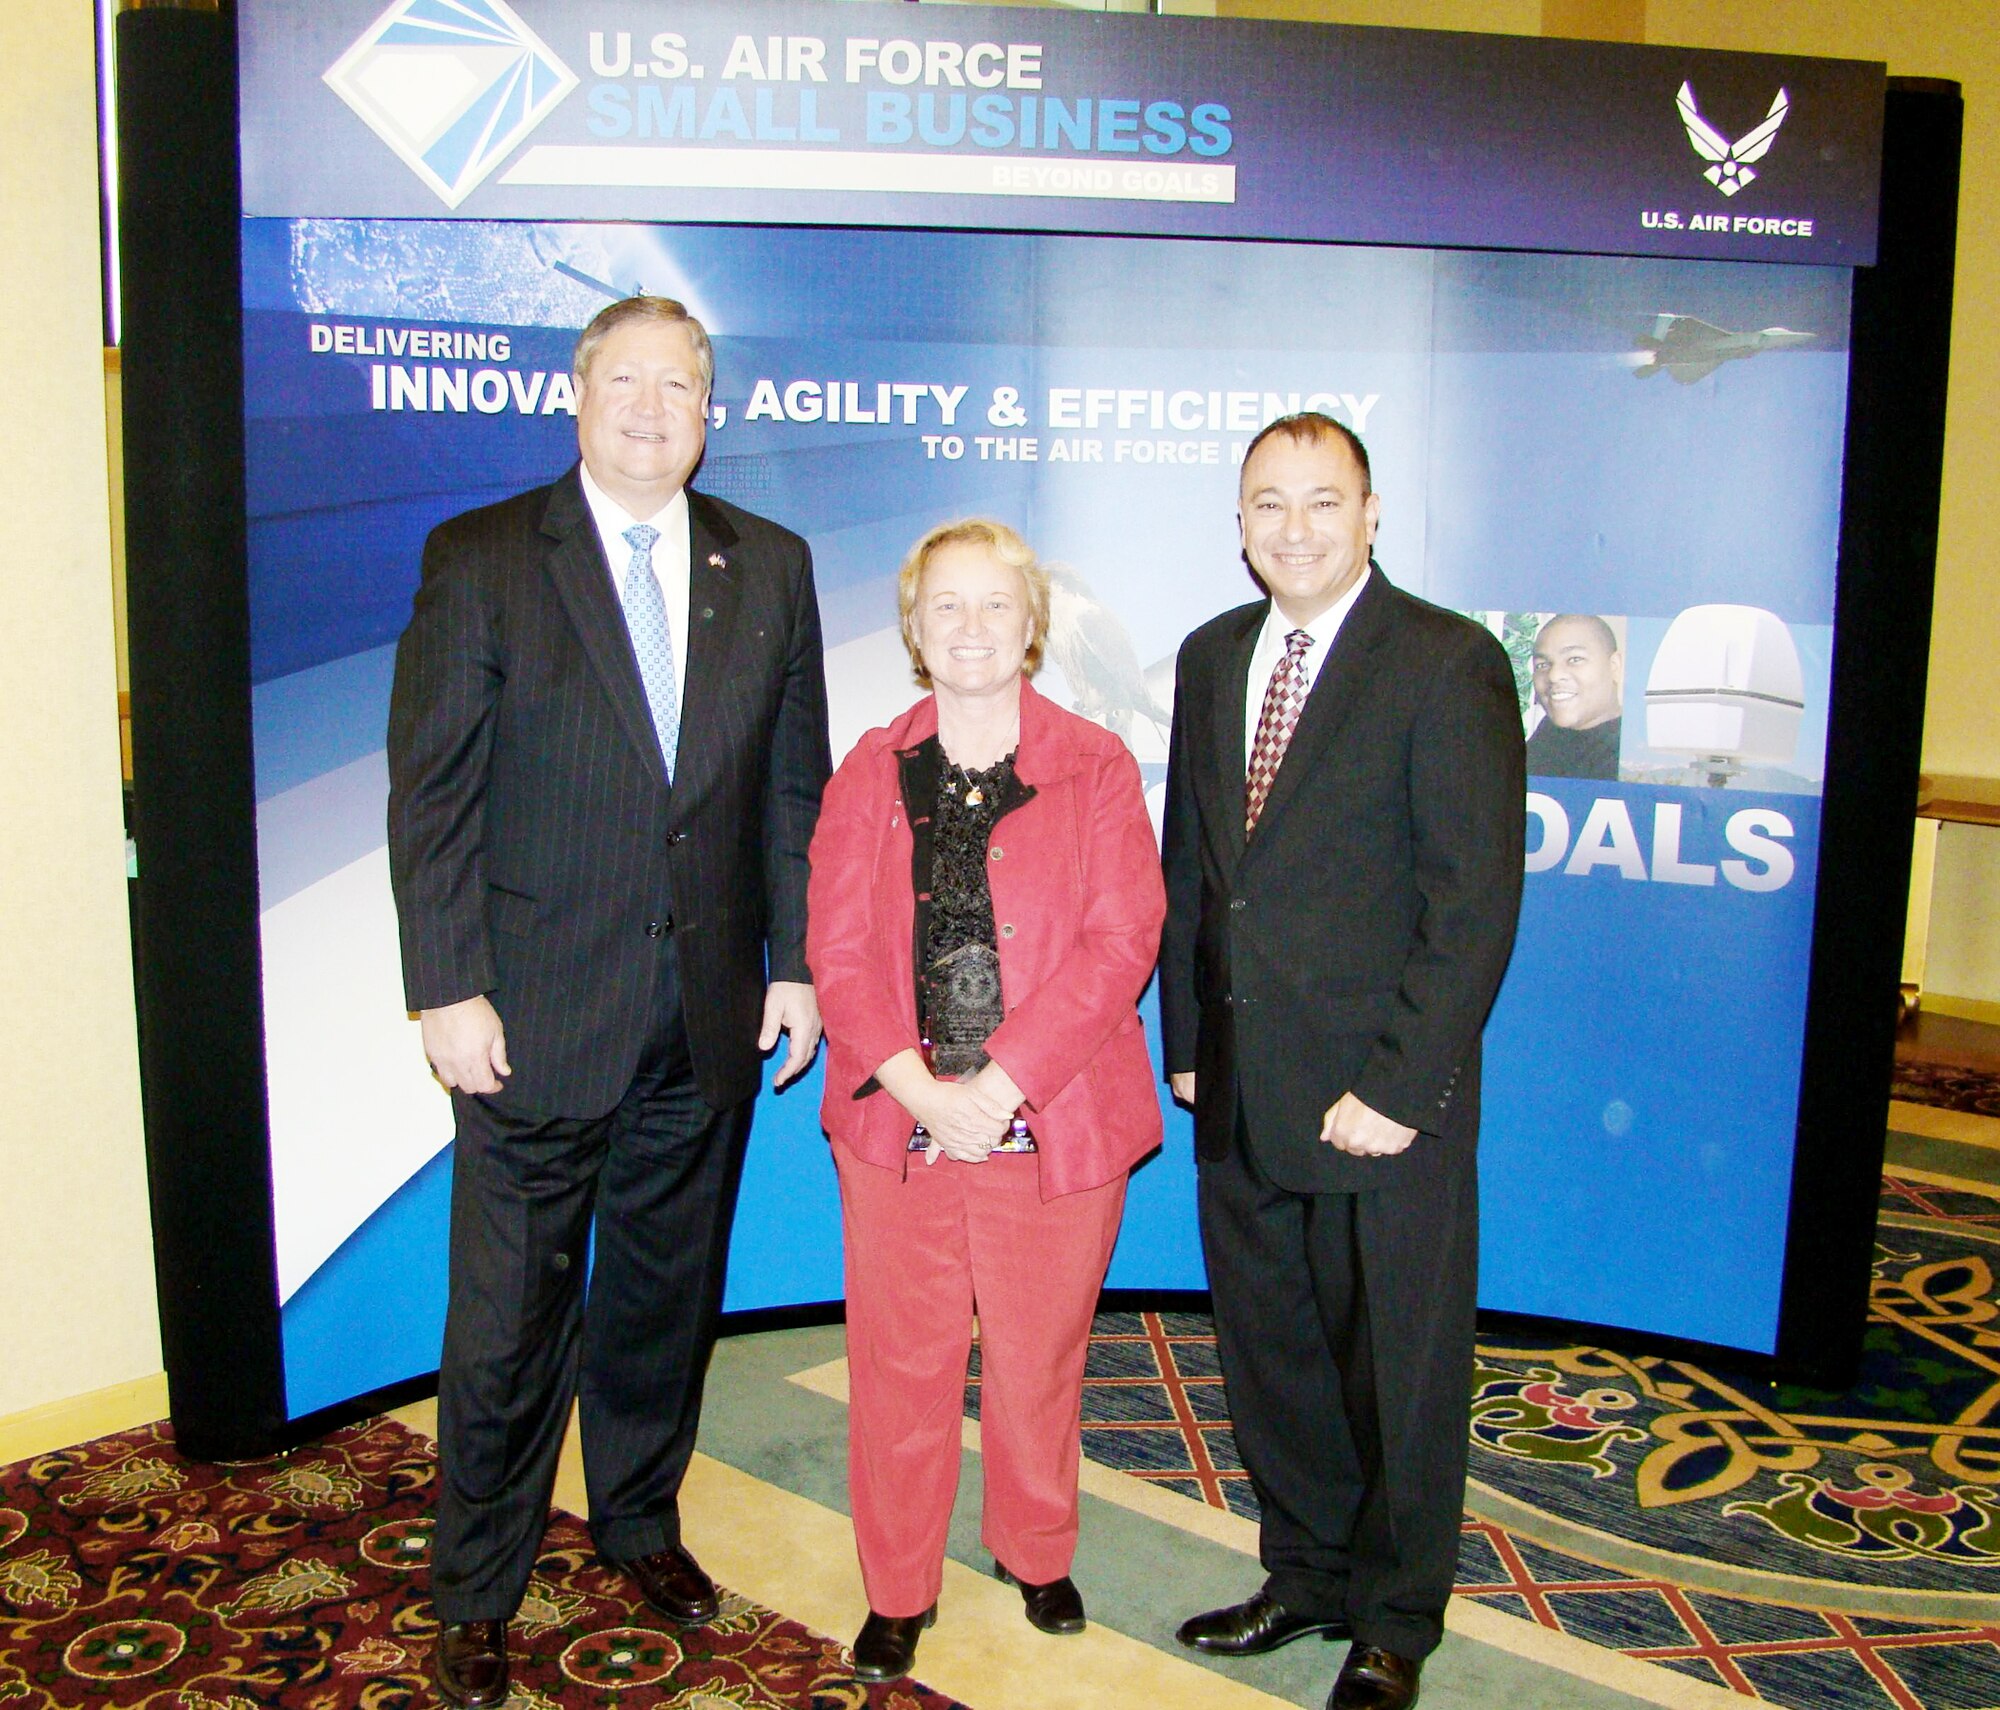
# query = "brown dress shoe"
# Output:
<box><xmin>1176</xmin><ymin>1587</ymin><xmax>1349</xmax><ymax>1655</ymax></box>
<box><xmin>617</xmin><ymin>1543</ymin><xmax>721</xmax><ymax>1625</ymax></box>
<box><xmin>994</xmin><ymin>1561</ymin><xmax>1086</xmax><ymax>1634</ymax></box>
<box><xmin>851</xmin><ymin>1604</ymin><xmax>937</xmax><ymax>1682</ymax></box>
<box><xmin>431</xmin><ymin>1619</ymin><xmax>509</xmax><ymax>1709</ymax></box>
<box><xmin>1329</xmin><ymin>1643</ymin><xmax>1423</xmax><ymax>1710</ymax></box>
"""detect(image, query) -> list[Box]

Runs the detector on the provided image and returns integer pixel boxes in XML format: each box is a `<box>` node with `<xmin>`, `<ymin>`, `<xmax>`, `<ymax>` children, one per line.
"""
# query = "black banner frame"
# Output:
<box><xmin>119</xmin><ymin>1</ymin><xmax>285</xmax><ymax>1461</ymax></box>
<box><xmin>1773</xmin><ymin>78</ymin><xmax>1961</xmax><ymax>1378</ymax></box>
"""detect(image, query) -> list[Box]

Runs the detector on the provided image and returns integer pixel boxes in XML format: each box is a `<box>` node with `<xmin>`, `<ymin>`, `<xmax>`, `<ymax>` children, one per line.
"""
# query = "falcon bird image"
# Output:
<box><xmin>1676</xmin><ymin>82</ymin><xmax>1789</xmax><ymax>196</ymax></box>
<box><xmin>1043</xmin><ymin>562</ymin><xmax>1173</xmax><ymax>743</ymax></box>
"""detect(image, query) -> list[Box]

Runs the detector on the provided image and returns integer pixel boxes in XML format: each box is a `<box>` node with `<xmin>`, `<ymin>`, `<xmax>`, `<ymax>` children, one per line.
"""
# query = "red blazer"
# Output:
<box><xmin>808</xmin><ymin>680</ymin><xmax>1167</xmax><ymax>1199</ymax></box>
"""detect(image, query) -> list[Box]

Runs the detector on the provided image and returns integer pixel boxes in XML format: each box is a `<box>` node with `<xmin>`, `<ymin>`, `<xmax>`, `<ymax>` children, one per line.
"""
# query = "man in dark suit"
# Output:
<box><xmin>387</xmin><ymin>296</ymin><xmax>830</xmax><ymax>1708</ymax></box>
<box><xmin>1161</xmin><ymin>414</ymin><xmax>1523</xmax><ymax>1710</ymax></box>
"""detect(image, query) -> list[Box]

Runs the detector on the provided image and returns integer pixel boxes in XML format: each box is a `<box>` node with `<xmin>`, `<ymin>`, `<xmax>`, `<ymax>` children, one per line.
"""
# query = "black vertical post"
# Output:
<box><xmin>118</xmin><ymin>0</ymin><xmax>288</xmax><ymax>1459</ymax></box>
<box><xmin>1779</xmin><ymin>80</ymin><xmax>1962</xmax><ymax>1383</ymax></box>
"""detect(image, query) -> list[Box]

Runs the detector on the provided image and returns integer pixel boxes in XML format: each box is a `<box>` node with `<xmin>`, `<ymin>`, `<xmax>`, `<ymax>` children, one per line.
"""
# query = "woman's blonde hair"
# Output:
<box><xmin>896</xmin><ymin>518</ymin><xmax>1052</xmax><ymax>687</ymax></box>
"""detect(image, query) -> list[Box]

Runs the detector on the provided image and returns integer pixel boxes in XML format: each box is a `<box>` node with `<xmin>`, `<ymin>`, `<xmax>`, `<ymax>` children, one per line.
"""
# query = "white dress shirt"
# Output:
<box><xmin>1242</xmin><ymin>566</ymin><xmax>1373</xmax><ymax>773</ymax></box>
<box><xmin>581</xmin><ymin>466</ymin><xmax>692</xmax><ymax>712</ymax></box>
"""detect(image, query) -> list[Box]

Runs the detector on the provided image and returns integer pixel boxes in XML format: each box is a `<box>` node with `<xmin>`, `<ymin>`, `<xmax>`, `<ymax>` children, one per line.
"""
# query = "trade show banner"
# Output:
<box><xmin>232</xmin><ymin>0</ymin><xmax>1882</xmax><ymax>1420</ymax></box>
<box><xmin>240</xmin><ymin>0</ymin><xmax>1880</xmax><ymax>261</ymax></box>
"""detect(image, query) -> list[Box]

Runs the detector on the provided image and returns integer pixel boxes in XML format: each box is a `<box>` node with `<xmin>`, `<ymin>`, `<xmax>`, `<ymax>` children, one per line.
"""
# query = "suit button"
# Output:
<box><xmin>646</xmin><ymin>918</ymin><xmax>673</xmax><ymax>938</ymax></box>
<box><xmin>664</xmin><ymin>831</ymin><xmax>686</xmax><ymax>846</ymax></box>
<box><xmin>1000</xmin><ymin>923</ymin><xmax>1016</xmax><ymax>938</ymax></box>
<box><xmin>1229</xmin><ymin>898</ymin><xmax>1247</xmax><ymax>911</ymax></box>
<box><xmin>990</xmin><ymin>846</ymin><xmax>1004</xmax><ymax>861</ymax></box>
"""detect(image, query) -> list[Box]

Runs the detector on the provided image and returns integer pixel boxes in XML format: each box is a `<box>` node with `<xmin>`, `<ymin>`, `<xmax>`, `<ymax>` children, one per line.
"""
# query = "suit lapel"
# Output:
<box><xmin>1200</xmin><ymin>605</ymin><xmax>1263</xmax><ymax>871</ymax></box>
<box><xmin>670</xmin><ymin>492</ymin><xmax>745</xmax><ymax>802</ymax></box>
<box><xmin>540</xmin><ymin>467</ymin><xmax>671</xmax><ymax>790</ymax></box>
<box><xmin>1241</xmin><ymin>567</ymin><xmax>1395</xmax><ymax>851</ymax></box>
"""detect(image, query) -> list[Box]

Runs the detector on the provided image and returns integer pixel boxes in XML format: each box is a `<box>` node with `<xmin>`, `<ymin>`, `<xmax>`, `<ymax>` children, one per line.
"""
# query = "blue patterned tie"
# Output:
<box><xmin>619</xmin><ymin>523</ymin><xmax>680</xmax><ymax>781</ymax></box>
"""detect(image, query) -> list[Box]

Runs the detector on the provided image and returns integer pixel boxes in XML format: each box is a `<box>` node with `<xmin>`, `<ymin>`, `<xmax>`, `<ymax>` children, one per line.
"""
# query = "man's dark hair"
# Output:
<box><xmin>1240</xmin><ymin>411</ymin><xmax>1371</xmax><ymax>494</ymax></box>
<box><xmin>1533</xmin><ymin>613</ymin><xmax>1620</xmax><ymax>656</ymax></box>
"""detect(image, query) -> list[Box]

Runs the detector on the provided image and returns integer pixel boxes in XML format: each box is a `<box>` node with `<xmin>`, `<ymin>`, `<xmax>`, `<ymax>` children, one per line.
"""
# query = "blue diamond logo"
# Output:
<box><xmin>324</xmin><ymin>0</ymin><xmax>577</xmax><ymax>208</ymax></box>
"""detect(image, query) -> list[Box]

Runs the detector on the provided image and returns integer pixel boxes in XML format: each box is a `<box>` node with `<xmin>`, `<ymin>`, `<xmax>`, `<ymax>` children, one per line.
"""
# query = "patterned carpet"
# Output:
<box><xmin>0</xmin><ymin>1416</ymin><xmax>965</xmax><ymax>1708</ymax></box>
<box><xmin>976</xmin><ymin>1170</ymin><xmax>2000</xmax><ymax>1710</ymax></box>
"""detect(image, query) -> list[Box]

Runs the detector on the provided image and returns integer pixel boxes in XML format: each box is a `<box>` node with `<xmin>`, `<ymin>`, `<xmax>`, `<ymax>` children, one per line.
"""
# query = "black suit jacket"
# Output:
<box><xmin>1160</xmin><ymin>567</ymin><xmax>1524</xmax><ymax>1193</ymax></box>
<box><xmin>387</xmin><ymin>465</ymin><xmax>831</xmax><ymax>1119</ymax></box>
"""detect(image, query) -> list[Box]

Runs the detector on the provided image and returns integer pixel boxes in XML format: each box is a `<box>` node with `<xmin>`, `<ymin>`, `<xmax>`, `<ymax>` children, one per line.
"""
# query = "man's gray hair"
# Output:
<box><xmin>572</xmin><ymin>295</ymin><xmax>714</xmax><ymax>391</ymax></box>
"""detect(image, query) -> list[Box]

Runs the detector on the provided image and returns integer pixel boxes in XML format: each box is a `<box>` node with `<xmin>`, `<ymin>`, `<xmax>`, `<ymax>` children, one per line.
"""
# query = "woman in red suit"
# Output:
<box><xmin>807</xmin><ymin>518</ymin><xmax>1166</xmax><ymax>1683</ymax></box>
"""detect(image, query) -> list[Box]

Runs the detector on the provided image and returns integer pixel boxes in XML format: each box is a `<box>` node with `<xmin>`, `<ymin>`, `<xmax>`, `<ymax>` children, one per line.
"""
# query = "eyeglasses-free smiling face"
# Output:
<box><xmin>575</xmin><ymin>318</ymin><xmax>709</xmax><ymax>516</ymax></box>
<box><xmin>1238</xmin><ymin>431</ymin><xmax>1381</xmax><ymax>626</ymax></box>
<box><xmin>914</xmin><ymin>542</ymin><xmax>1035</xmax><ymax>703</ymax></box>
<box><xmin>1531</xmin><ymin>616</ymin><xmax>1624</xmax><ymax>730</ymax></box>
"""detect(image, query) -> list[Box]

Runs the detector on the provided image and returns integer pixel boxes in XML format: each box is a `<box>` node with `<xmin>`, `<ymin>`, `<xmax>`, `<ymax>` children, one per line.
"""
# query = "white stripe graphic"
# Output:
<box><xmin>503</xmin><ymin>145</ymin><xmax>1237</xmax><ymax>204</ymax></box>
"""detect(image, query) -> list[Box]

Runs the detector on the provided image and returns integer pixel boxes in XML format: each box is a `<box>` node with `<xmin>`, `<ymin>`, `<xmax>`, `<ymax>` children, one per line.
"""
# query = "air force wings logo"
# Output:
<box><xmin>324</xmin><ymin>0</ymin><xmax>577</xmax><ymax>208</ymax></box>
<box><xmin>1676</xmin><ymin>82</ymin><xmax>1789</xmax><ymax>197</ymax></box>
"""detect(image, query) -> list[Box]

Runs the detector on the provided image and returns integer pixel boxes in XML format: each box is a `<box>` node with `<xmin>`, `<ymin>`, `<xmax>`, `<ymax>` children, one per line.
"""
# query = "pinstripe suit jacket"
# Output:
<box><xmin>387</xmin><ymin>464</ymin><xmax>831</xmax><ymax>1118</ymax></box>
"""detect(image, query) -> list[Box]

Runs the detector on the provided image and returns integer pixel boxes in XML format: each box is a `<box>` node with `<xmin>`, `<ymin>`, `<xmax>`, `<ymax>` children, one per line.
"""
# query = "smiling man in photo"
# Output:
<box><xmin>387</xmin><ymin>296</ymin><xmax>830</xmax><ymax>1707</ymax></box>
<box><xmin>1525</xmin><ymin>613</ymin><xmax>1625</xmax><ymax>780</ymax></box>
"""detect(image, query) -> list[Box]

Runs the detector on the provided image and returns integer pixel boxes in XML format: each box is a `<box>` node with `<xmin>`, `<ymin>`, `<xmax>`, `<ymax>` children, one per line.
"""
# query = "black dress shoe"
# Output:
<box><xmin>1176</xmin><ymin>1587</ymin><xmax>1349</xmax><ymax>1655</ymax></box>
<box><xmin>431</xmin><ymin>1619</ymin><xmax>509</xmax><ymax>1709</ymax></box>
<box><xmin>994</xmin><ymin>1561</ymin><xmax>1086</xmax><ymax>1634</ymax></box>
<box><xmin>852</xmin><ymin>1604</ymin><xmax>937</xmax><ymax>1682</ymax></box>
<box><xmin>616</xmin><ymin>1543</ymin><xmax>720</xmax><ymax>1625</ymax></box>
<box><xmin>1329</xmin><ymin>1644</ymin><xmax>1423</xmax><ymax>1710</ymax></box>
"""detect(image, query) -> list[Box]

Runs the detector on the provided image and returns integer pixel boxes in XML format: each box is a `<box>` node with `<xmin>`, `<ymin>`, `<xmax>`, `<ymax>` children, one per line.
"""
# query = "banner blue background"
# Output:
<box><xmin>241</xmin><ymin>219</ymin><xmax>1851</xmax><ymax>1416</ymax></box>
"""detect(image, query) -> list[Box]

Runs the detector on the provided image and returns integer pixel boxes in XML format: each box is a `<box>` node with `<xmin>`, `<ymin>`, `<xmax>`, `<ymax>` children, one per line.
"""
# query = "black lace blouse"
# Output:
<box><xmin>922</xmin><ymin>752</ymin><xmax>1018</xmax><ymax>1077</ymax></box>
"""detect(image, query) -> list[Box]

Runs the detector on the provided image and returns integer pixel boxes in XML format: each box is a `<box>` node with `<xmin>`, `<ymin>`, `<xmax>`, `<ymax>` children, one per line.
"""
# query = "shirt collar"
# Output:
<box><xmin>579</xmin><ymin>463</ymin><xmax>689</xmax><ymax>543</ymax></box>
<box><xmin>1261</xmin><ymin>562</ymin><xmax>1373</xmax><ymax>656</ymax></box>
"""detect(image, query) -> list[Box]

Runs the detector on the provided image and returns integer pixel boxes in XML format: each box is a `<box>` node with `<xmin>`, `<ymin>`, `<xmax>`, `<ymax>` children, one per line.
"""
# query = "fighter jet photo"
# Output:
<box><xmin>1632</xmin><ymin>313</ymin><xmax>1814</xmax><ymax>384</ymax></box>
<box><xmin>1042</xmin><ymin>561</ymin><xmax>1173</xmax><ymax>744</ymax></box>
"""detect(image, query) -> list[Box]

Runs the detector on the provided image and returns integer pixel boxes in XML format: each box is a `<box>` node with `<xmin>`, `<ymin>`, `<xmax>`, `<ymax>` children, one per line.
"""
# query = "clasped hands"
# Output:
<box><xmin>877</xmin><ymin>1047</ymin><xmax>1026</xmax><ymax>1165</ymax></box>
<box><xmin>916</xmin><ymin>1062</ymin><xmax>1026</xmax><ymax>1165</ymax></box>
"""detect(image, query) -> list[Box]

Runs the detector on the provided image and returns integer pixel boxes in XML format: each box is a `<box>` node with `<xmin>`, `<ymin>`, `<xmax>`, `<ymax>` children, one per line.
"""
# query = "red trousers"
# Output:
<box><xmin>834</xmin><ymin>1140</ymin><xmax>1128</xmax><ymax>1617</ymax></box>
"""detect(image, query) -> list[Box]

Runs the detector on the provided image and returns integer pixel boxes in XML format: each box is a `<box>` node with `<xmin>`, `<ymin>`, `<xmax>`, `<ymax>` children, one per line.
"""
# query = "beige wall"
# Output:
<box><xmin>1220</xmin><ymin>0</ymin><xmax>1542</xmax><ymax>31</ymax></box>
<box><xmin>1925</xmin><ymin>821</ymin><xmax>2000</xmax><ymax>1004</ymax></box>
<box><xmin>0</xmin><ymin>1</ymin><xmax>159</xmax><ymax>1421</ymax></box>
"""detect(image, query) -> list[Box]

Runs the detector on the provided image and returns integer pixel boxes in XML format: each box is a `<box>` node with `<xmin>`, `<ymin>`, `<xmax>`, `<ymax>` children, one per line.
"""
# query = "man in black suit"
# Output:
<box><xmin>1161</xmin><ymin>414</ymin><xmax>1523</xmax><ymax>1710</ymax></box>
<box><xmin>387</xmin><ymin>296</ymin><xmax>830</xmax><ymax>1708</ymax></box>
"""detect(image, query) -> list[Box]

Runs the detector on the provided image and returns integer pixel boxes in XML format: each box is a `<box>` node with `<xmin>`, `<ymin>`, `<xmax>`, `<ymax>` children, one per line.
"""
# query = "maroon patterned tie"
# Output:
<box><xmin>1245</xmin><ymin>629</ymin><xmax>1315</xmax><ymax>835</ymax></box>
